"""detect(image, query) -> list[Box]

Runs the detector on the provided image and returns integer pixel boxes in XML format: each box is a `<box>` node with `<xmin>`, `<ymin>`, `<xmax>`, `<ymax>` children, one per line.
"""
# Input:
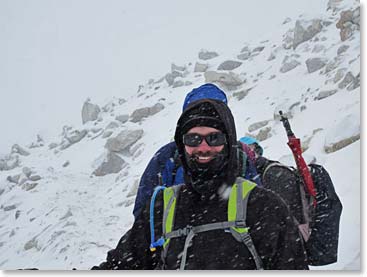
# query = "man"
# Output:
<box><xmin>133</xmin><ymin>83</ymin><xmax>258</xmax><ymax>219</ymax></box>
<box><xmin>92</xmin><ymin>99</ymin><xmax>308</xmax><ymax>270</ymax></box>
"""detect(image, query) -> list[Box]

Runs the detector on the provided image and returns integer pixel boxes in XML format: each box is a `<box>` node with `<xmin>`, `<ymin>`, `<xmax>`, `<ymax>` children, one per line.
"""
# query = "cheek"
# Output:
<box><xmin>184</xmin><ymin>145</ymin><xmax>195</xmax><ymax>155</ymax></box>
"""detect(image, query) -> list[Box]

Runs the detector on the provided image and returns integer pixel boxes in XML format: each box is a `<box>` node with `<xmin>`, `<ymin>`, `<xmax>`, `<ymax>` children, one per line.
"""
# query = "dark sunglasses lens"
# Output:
<box><xmin>183</xmin><ymin>134</ymin><xmax>202</xmax><ymax>147</ymax></box>
<box><xmin>206</xmin><ymin>132</ymin><xmax>226</xmax><ymax>146</ymax></box>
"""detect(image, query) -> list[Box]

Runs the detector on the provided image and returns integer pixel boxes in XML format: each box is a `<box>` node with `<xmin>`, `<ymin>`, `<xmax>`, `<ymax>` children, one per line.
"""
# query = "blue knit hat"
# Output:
<box><xmin>182</xmin><ymin>83</ymin><xmax>227</xmax><ymax>111</ymax></box>
<box><xmin>239</xmin><ymin>136</ymin><xmax>264</xmax><ymax>156</ymax></box>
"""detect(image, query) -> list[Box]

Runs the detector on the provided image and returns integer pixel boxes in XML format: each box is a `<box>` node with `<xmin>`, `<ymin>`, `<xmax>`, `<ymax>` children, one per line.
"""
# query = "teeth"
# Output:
<box><xmin>198</xmin><ymin>156</ymin><xmax>211</xmax><ymax>160</ymax></box>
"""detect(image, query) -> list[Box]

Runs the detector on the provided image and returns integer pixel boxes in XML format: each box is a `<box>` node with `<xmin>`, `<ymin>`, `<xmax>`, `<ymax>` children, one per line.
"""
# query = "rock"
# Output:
<box><xmin>324</xmin><ymin>58</ymin><xmax>340</xmax><ymax>74</ymax></box>
<box><xmin>327</xmin><ymin>0</ymin><xmax>344</xmax><ymax>12</ymax></box>
<box><xmin>22</xmin><ymin>167</ymin><xmax>32</xmax><ymax>178</ymax></box>
<box><xmin>29</xmin><ymin>135</ymin><xmax>44</xmax><ymax>149</ymax></box>
<box><xmin>165</xmin><ymin>71</ymin><xmax>182</xmax><ymax>86</ymax></box>
<box><xmin>282</xmin><ymin>29</ymin><xmax>294</xmax><ymax>50</ymax></box>
<box><xmin>253</xmin><ymin>46</ymin><xmax>265</xmax><ymax>53</ymax></box>
<box><xmin>48</xmin><ymin>143</ymin><xmax>58</xmax><ymax>150</ymax></box>
<box><xmin>22</xmin><ymin>182</ymin><xmax>38</xmax><ymax>191</ymax></box>
<box><xmin>115</xmin><ymin>114</ymin><xmax>129</xmax><ymax>124</ymax></box>
<box><xmin>198</xmin><ymin>50</ymin><xmax>219</xmax><ymax>60</ymax></box>
<box><xmin>127</xmin><ymin>179</ymin><xmax>139</xmax><ymax>198</ymax></box>
<box><xmin>0</xmin><ymin>188</ymin><xmax>4</xmax><ymax>196</ymax></box>
<box><xmin>60</xmin><ymin>129</ymin><xmax>88</xmax><ymax>150</ymax></box>
<box><xmin>267</xmin><ymin>52</ymin><xmax>276</xmax><ymax>61</ymax></box>
<box><xmin>4</xmin><ymin>204</ymin><xmax>17</xmax><ymax>211</ymax></box>
<box><xmin>81</xmin><ymin>100</ymin><xmax>101</xmax><ymax>124</ymax></box>
<box><xmin>194</xmin><ymin>62</ymin><xmax>208</xmax><ymax>72</ymax></box>
<box><xmin>293</xmin><ymin>19</ymin><xmax>322</xmax><ymax>49</ymax></box>
<box><xmin>59</xmin><ymin>209</ymin><xmax>73</xmax><ymax>220</ymax></box>
<box><xmin>18</xmin><ymin>177</ymin><xmax>27</xmax><ymax>186</ymax></box>
<box><xmin>324</xmin><ymin>114</ymin><xmax>360</xmax><ymax>153</ymax></box>
<box><xmin>204</xmin><ymin>71</ymin><xmax>244</xmax><ymax>90</ymax></box>
<box><xmin>171</xmin><ymin>63</ymin><xmax>186</xmax><ymax>72</ymax></box>
<box><xmin>337</xmin><ymin>45</ymin><xmax>349</xmax><ymax>55</ymax></box>
<box><xmin>172</xmin><ymin>80</ymin><xmax>185</xmax><ymax>88</ymax></box>
<box><xmin>105</xmin><ymin>121</ymin><xmax>120</xmax><ymax>130</ymax></box>
<box><xmin>338</xmin><ymin>71</ymin><xmax>356</xmax><ymax>89</ymax></box>
<box><xmin>305</xmin><ymin>58</ymin><xmax>327</xmax><ymax>73</ymax></box>
<box><xmin>334</xmin><ymin>68</ymin><xmax>347</xmax><ymax>83</ymax></box>
<box><xmin>62</xmin><ymin>161</ymin><xmax>70</xmax><ymax>167</ymax></box>
<box><xmin>93</xmin><ymin>152</ymin><xmax>126</xmax><ymax>176</ymax></box>
<box><xmin>233</xmin><ymin>88</ymin><xmax>252</xmax><ymax>101</ymax></box>
<box><xmin>29</xmin><ymin>175</ymin><xmax>41</xmax><ymax>182</ymax></box>
<box><xmin>7</xmin><ymin>174</ymin><xmax>21</xmax><ymax>184</ymax></box>
<box><xmin>105</xmin><ymin>129</ymin><xmax>144</xmax><ymax>153</ymax></box>
<box><xmin>248</xmin><ymin>120</ymin><xmax>270</xmax><ymax>132</ymax></box>
<box><xmin>315</xmin><ymin>90</ymin><xmax>338</xmax><ymax>100</ymax></box>
<box><xmin>0</xmin><ymin>155</ymin><xmax>20</xmax><ymax>171</ymax></box>
<box><xmin>312</xmin><ymin>44</ymin><xmax>325</xmax><ymax>53</ymax></box>
<box><xmin>217</xmin><ymin>60</ymin><xmax>242</xmax><ymax>71</ymax></box>
<box><xmin>102</xmin><ymin>130</ymin><xmax>113</xmax><ymax>139</ymax></box>
<box><xmin>11</xmin><ymin>144</ymin><xmax>30</xmax><ymax>156</ymax></box>
<box><xmin>336</xmin><ymin>8</ymin><xmax>360</xmax><ymax>41</ymax></box>
<box><xmin>15</xmin><ymin>210</ymin><xmax>21</xmax><ymax>219</ymax></box>
<box><xmin>283</xmin><ymin>17</ymin><xmax>291</xmax><ymax>24</ymax></box>
<box><xmin>237</xmin><ymin>52</ymin><xmax>251</xmax><ymax>61</ymax></box>
<box><xmin>130</xmin><ymin>103</ymin><xmax>165</xmax><ymax>123</ymax></box>
<box><xmin>24</xmin><ymin>237</ymin><xmax>38</xmax><ymax>251</ymax></box>
<box><xmin>280</xmin><ymin>56</ymin><xmax>300</xmax><ymax>73</ymax></box>
<box><xmin>255</xmin><ymin>127</ymin><xmax>272</xmax><ymax>141</ymax></box>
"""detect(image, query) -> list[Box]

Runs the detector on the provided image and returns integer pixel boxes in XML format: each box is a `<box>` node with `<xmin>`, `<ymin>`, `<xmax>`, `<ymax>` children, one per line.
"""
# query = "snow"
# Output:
<box><xmin>0</xmin><ymin>0</ymin><xmax>362</xmax><ymax>274</ymax></box>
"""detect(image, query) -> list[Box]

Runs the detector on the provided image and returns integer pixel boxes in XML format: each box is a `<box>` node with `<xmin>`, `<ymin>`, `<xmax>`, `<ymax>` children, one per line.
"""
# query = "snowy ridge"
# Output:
<box><xmin>0</xmin><ymin>0</ymin><xmax>360</xmax><ymax>270</ymax></box>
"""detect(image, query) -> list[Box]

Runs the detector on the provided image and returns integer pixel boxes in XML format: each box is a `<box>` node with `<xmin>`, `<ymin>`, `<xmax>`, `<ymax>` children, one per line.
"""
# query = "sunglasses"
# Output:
<box><xmin>183</xmin><ymin>132</ymin><xmax>227</xmax><ymax>147</ymax></box>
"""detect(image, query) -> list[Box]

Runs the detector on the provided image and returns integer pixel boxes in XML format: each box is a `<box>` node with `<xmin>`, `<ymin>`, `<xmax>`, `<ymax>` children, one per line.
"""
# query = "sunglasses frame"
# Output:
<box><xmin>183</xmin><ymin>132</ymin><xmax>227</xmax><ymax>147</ymax></box>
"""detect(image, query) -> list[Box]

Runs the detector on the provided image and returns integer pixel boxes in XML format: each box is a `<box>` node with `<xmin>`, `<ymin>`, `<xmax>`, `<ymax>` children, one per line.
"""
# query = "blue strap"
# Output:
<box><xmin>150</xmin><ymin>185</ymin><xmax>166</xmax><ymax>250</ymax></box>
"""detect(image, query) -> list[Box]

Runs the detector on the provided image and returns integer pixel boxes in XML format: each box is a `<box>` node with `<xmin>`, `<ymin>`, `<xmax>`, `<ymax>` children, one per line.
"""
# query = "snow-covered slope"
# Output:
<box><xmin>0</xmin><ymin>0</ymin><xmax>360</xmax><ymax>270</ymax></box>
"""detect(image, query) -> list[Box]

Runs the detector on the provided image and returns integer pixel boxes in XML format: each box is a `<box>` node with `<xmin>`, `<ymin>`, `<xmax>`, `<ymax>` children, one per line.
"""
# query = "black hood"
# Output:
<box><xmin>174</xmin><ymin>99</ymin><xmax>239</xmax><ymax>195</ymax></box>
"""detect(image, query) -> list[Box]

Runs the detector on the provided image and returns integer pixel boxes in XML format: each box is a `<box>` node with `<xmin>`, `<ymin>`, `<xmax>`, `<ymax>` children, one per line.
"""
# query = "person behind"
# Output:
<box><xmin>133</xmin><ymin>84</ymin><xmax>258</xmax><ymax>219</ymax></box>
<box><xmin>92</xmin><ymin>98</ymin><xmax>308</xmax><ymax>270</ymax></box>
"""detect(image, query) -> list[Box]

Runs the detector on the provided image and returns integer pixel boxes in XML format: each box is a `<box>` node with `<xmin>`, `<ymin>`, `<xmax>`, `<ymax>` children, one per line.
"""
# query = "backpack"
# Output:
<box><xmin>260</xmin><ymin>161</ymin><xmax>342</xmax><ymax>266</ymax></box>
<box><xmin>149</xmin><ymin>178</ymin><xmax>264</xmax><ymax>270</ymax></box>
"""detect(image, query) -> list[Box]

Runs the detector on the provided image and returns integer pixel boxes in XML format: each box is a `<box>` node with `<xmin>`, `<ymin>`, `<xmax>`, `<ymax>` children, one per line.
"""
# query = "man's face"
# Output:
<box><xmin>183</xmin><ymin>126</ymin><xmax>225</xmax><ymax>164</ymax></box>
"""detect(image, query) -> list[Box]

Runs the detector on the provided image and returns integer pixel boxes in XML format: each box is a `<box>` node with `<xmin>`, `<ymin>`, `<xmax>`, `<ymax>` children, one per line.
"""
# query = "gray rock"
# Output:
<box><xmin>171</xmin><ymin>63</ymin><xmax>186</xmax><ymax>72</ymax></box>
<box><xmin>194</xmin><ymin>62</ymin><xmax>208</xmax><ymax>72</ymax></box>
<box><xmin>62</xmin><ymin>161</ymin><xmax>70</xmax><ymax>167</ymax></box>
<box><xmin>81</xmin><ymin>100</ymin><xmax>101</xmax><ymax>124</ymax></box>
<box><xmin>105</xmin><ymin>129</ymin><xmax>144</xmax><ymax>153</ymax></box>
<box><xmin>59</xmin><ymin>209</ymin><xmax>73</xmax><ymax>220</ymax></box>
<box><xmin>237</xmin><ymin>52</ymin><xmax>251</xmax><ymax>61</ymax></box>
<box><xmin>11</xmin><ymin>144</ymin><xmax>30</xmax><ymax>156</ymax></box>
<box><xmin>282</xmin><ymin>29</ymin><xmax>294</xmax><ymax>50</ymax></box>
<box><xmin>217</xmin><ymin>60</ymin><xmax>242</xmax><ymax>71</ymax></box>
<box><xmin>15</xmin><ymin>210</ymin><xmax>21</xmax><ymax>219</ymax></box>
<box><xmin>293</xmin><ymin>19</ymin><xmax>322</xmax><ymax>49</ymax></box>
<box><xmin>305</xmin><ymin>58</ymin><xmax>327</xmax><ymax>73</ymax></box>
<box><xmin>0</xmin><ymin>155</ymin><xmax>20</xmax><ymax>171</ymax></box>
<box><xmin>22</xmin><ymin>167</ymin><xmax>32</xmax><ymax>178</ymax></box>
<box><xmin>325</xmin><ymin>134</ymin><xmax>360</xmax><ymax>153</ymax></box>
<box><xmin>4</xmin><ymin>204</ymin><xmax>17</xmax><ymax>211</ymax></box>
<box><xmin>93</xmin><ymin>152</ymin><xmax>126</xmax><ymax>176</ymax></box>
<box><xmin>48</xmin><ymin>143</ymin><xmax>58</xmax><ymax>150</ymax></box>
<box><xmin>24</xmin><ymin>237</ymin><xmax>38</xmax><ymax>251</ymax></box>
<box><xmin>105</xmin><ymin>121</ymin><xmax>120</xmax><ymax>130</ymax></box>
<box><xmin>233</xmin><ymin>87</ymin><xmax>253</xmax><ymax>101</ymax></box>
<box><xmin>336</xmin><ymin>9</ymin><xmax>359</xmax><ymax>41</ymax></box>
<box><xmin>165</xmin><ymin>71</ymin><xmax>182</xmax><ymax>86</ymax></box>
<box><xmin>267</xmin><ymin>52</ymin><xmax>276</xmax><ymax>61</ymax></box>
<box><xmin>338</xmin><ymin>71</ymin><xmax>356</xmax><ymax>89</ymax></box>
<box><xmin>172</xmin><ymin>80</ymin><xmax>185</xmax><ymax>88</ymax></box>
<box><xmin>60</xmin><ymin>130</ymin><xmax>88</xmax><ymax>150</ymax></box>
<box><xmin>248</xmin><ymin>120</ymin><xmax>270</xmax><ymax>132</ymax></box>
<box><xmin>255</xmin><ymin>127</ymin><xmax>272</xmax><ymax>141</ymax></box>
<box><xmin>29</xmin><ymin>175</ymin><xmax>41</xmax><ymax>182</ymax></box>
<box><xmin>315</xmin><ymin>90</ymin><xmax>338</xmax><ymax>100</ymax></box>
<box><xmin>283</xmin><ymin>17</ymin><xmax>291</xmax><ymax>24</ymax></box>
<box><xmin>127</xmin><ymin>179</ymin><xmax>139</xmax><ymax>198</ymax></box>
<box><xmin>198</xmin><ymin>50</ymin><xmax>219</xmax><ymax>60</ymax></box>
<box><xmin>312</xmin><ymin>44</ymin><xmax>325</xmax><ymax>53</ymax></box>
<box><xmin>204</xmin><ymin>71</ymin><xmax>244</xmax><ymax>90</ymax></box>
<box><xmin>337</xmin><ymin>45</ymin><xmax>349</xmax><ymax>55</ymax></box>
<box><xmin>7</xmin><ymin>174</ymin><xmax>21</xmax><ymax>184</ymax></box>
<box><xmin>115</xmin><ymin>114</ymin><xmax>129</xmax><ymax>124</ymax></box>
<box><xmin>347</xmin><ymin>72</ymin><xmax>360</xmax><ymax>91</ymax></box>
<box><xmin>324</xmin><ymin>58</ymin><xmax>340</xmax><ymax>74</ymax></box>
<box><xmin>0</xmin><ymin>188</ymin><xmax>4</xmax><ymax>196</ymax></box>
<box><xmin>334</xmin><ymin>68</ymin><xmax>347</xmax><ymax>83</ymax></box>
<box><xmin>102</xmin><ymin>130</ymin><xmax>113</xmax><ymax>139</ymax></box>
<box><xmin>22</xmin><ymin>182</ymin><xmax>38</xmax><ymax>191</ymax></box>
<box><xmin>280</xmin><ymin>57</ymin><xmax>300</xmax><ymax>73</ymax></box>
<box><xmin>130</xmin><ymin>103</ymin><xmax>164</xmax><ymax>123</ymax></box>
<box><xmin>240</xmin><ymin>46</ymin><xmax>250</xmax><ymax>53</ymax></box>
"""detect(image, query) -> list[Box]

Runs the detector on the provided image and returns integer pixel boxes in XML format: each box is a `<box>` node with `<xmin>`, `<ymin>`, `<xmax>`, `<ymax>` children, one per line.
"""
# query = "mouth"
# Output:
<box><xmin>195</xmin><ymin>155</ymin><xmax>214</xmax><ymax>163</ymax></box>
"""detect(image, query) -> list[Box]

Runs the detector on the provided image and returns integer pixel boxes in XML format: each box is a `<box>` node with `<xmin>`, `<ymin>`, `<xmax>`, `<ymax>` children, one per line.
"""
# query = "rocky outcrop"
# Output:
<box><xmin>315</xmin><ymin>90</ymin><xmax>338</xmax><ymax>100</ymax></box>
<box><xmin>81</xmin><ymin>100</ymin><xmax>101</xmax><ymax>124</ymax></box>
<box><xmin>105</xmin><ymin>129</ymin><xmax>144</xmax><ymax>153</ymax></box>
<box><xmin>60</xmin><ymin>129</ymin><xmax>88</xmax><ymax>150</ymax></box>
<box><xmin>293</xmin><ymin>19</ymin><xmax>322</xmax><ymax>49</ymax></box>
<box><xmin>338</xmin><ymin>71</ymin><xmax>359</xmax><ymax>90</ymax></box>
<box><xmin>130</xmin><ymin>103</ymin><xmax>165</xmax><ymax>123</ymax></box>
<box><xmin>194</xmin><ymin>62</ymin><xmax>208</xmax><ymax>72</ymax></box>
<box><xmin>204</xmin><ymin>71</ymin><xmax>244</xmax><ymax>90</ymax></box>
<box><xmin>198</xmin><ymin>50</ymin><xmax>219</xmax><ymax>60</ymax></box>
<box><xmin>93</xmin><ymin>152</ymin><xmax>126</xmax><ymax>176</ymax></box>
<box><xmin>305</xmin><ymin>57</ymin><xmax>327</xmax><ymax>73</ymax></box>
<box><xmin>217</xmin><ymin>60</ymin><xmax>242</xmax><ymax>71</ymax></box>
<box><xmin>248</xmin><ymin>120</ymin><xmax>270</xmax><ymax>132</ymax></box>
<box><xmin>11</xmin><ymin>144</ymin><xmax>30</xmax><ymax>156</ymax></box>
<box><xmin>280</xmin><ymin>56</ymin><xmax>300</xmax><ymax>73</ymax></box>
<box><xmin>0</xmin><ymin>155</ymin><xmax>20</xmax><ymax>171</ymax></box>
<box><xmin>336</xmin><ymin>8</ymin><xmax>360</xmax><ymax>41</ymax></box>
<box><xmin>115</xmin><ymin>114</ymin><xmax>129</xmax><ymax>124</ymax></box>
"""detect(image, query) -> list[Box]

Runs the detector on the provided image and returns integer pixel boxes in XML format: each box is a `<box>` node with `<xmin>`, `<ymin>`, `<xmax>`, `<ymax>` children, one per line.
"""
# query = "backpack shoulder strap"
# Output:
<box><xmin>228</xmin><ymin>177</ymin><xmax>263</xmax><ymax>270</ymax></box>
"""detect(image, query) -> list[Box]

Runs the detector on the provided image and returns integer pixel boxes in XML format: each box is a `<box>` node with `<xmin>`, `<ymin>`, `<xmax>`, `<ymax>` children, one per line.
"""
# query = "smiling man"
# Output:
<box><xmin>92</xmin><ymin>97</ymin><xmax>308</xmax><ymax>270</ymax></box>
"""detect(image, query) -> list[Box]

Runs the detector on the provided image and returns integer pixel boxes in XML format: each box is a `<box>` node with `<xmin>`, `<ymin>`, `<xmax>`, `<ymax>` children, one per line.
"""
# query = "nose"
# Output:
<box><xmin>196</xmin><ymin>138</ymin><xmax>212</xmax><ymax>151</ymax></box>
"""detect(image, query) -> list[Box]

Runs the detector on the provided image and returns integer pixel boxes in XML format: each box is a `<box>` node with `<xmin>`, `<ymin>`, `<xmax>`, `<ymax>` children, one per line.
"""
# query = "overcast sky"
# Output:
<box><xmin>0</xmin><ymin>0</ymin><xmax>329</xmax><ymax>155</ymax></box>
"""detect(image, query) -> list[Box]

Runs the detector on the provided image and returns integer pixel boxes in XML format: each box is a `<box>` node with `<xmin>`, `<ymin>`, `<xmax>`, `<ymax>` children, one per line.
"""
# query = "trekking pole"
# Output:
<box><xmin>279</xmin><ymin>111</ymin><xmax>317</xmax><ymax>207</ymax></box>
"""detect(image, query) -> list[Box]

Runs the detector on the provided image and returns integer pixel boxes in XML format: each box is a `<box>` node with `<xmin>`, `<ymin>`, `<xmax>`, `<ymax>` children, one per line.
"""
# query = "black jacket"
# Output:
<box><xmin>92</xmin><ymin>183</ymin><xmax>309</xmax><ymax>270</ymax></box>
